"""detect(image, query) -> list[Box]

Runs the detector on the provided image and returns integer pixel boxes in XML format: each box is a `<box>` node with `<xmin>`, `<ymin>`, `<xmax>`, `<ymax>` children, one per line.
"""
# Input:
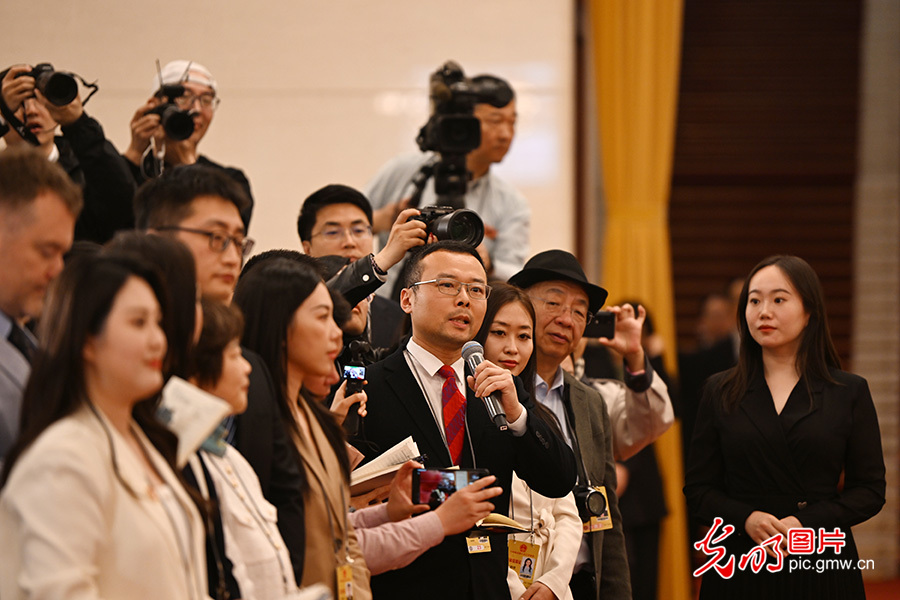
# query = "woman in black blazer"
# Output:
<box><xmin>684</xmin><ymin>255</ymin><xmax>885</xmax><ymax>599</ymax></box>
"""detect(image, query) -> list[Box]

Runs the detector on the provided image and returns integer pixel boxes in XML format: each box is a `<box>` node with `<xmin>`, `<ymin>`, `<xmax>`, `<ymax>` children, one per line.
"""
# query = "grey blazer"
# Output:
<box><xmin>0</xmin><ymin>336</ymin><xmax>30</xmax><ymax>461</ymax></box>
<box><xmin>563</xmin><ymin>371</ymin><xmax>632</xmax><ymax>599</ymax></box>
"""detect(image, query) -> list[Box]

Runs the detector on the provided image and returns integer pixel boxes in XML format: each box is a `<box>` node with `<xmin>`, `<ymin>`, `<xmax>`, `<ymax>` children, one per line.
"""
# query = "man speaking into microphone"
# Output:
<box><xmin>350</xmin><ymin>241</ymin><xmax>576</xmax><ymax>600</ymax></box>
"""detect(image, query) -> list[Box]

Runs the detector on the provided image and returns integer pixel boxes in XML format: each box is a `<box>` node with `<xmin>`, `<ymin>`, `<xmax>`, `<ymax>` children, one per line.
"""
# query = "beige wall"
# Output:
<box><xmin>0</xmin><ymin>1</ymin><xmax>575</xmax><ymax>256</ymax></box>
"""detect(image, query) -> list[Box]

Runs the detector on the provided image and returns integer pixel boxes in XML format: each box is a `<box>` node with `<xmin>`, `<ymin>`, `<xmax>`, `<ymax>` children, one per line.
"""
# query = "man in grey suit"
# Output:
<box><xmin>508</xmin><ymin>250</ymin><xmax>634</xmax><ymax>600</ymax></box>
<box><xmin>0</xmin><ymin>148</ymin><xmax>81</xmax><ymax>461</ymax></box>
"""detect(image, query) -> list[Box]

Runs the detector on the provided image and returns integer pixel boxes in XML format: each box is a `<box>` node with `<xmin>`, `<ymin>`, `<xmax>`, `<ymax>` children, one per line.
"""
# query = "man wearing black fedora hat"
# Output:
<box><xmin>509</xmin><ymin>249</ymin><xmax>670</xmax><ymax>600</ymax></box>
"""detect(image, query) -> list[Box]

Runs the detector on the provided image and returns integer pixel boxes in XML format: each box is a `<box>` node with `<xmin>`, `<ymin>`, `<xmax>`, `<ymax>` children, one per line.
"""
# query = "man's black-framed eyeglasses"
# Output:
<box><xmin>156</xmin><ymin>226</ymin><xmax>255</xmax><ymax>257</ymax></box>
<box><xmin>408</xmin><ymin>278</ymin><xmax>491</xmax><ymax>300</ymax></box>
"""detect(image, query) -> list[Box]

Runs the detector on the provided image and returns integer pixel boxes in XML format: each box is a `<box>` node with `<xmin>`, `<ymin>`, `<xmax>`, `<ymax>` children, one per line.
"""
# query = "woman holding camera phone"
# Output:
<box><xmin>473</xmin><ymin>282</ymin><xmax>582</xmax><ymax>600</ymax></box>
<box><xmin>0</xmin><ymin>254</ymin><xmax>208</xmax><ymax>599</ymax></box>
<box><xmin>684</xmin><ymin>256</ymin><xmax>885</xmax><ymax>598</ymax></box>
<box><xmin>234</xmin><ymin>253</ymin><xmax>502</xmax><ymax>596</ymax></box>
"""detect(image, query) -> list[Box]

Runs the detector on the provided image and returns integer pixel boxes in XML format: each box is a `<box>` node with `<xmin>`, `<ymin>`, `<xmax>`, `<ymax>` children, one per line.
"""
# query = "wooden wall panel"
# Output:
<box><xmin>670</xmin><ymin>0</ymin><xmax>861</xmax><ymax>362</ymax></box>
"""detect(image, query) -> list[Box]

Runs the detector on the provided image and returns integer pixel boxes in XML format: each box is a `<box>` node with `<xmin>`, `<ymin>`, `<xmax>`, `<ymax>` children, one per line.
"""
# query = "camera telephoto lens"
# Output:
<box><xmin>37</xmin><ymin>71</ymin><xmax>78</xmax><ymax>106</ymax></box>
<box><xmin>158</xmin><ymin>105</ymin><xmax>194</xmax><ymax>141</ymax></box>
<box><xmin>432</xmin><ymin>209</ymin><xmax>484</xmax><ymax>247</ymax></box>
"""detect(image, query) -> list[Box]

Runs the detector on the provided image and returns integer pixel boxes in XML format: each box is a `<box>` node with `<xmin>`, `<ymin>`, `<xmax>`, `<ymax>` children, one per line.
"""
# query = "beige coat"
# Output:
<box><xmin>0</xmin><ymin>405</ymin><xmax>209</xmax><ymax>599</ymax></box>
<box><xmin>290</xmin><ymin>399</ymin><xmax>371</xmax><ymax>599</ymax></box>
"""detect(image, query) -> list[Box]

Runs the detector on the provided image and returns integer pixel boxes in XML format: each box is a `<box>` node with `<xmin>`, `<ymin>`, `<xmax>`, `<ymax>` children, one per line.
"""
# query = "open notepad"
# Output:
<box><xmin>350</xmin><ymin>436</ymin><xmax>420</xmax><ymax>495</ymax></box>
<box><xmin>476</xmin><ymin>513</ymin><xmax>530</xmax><ymax>534</ymax></box>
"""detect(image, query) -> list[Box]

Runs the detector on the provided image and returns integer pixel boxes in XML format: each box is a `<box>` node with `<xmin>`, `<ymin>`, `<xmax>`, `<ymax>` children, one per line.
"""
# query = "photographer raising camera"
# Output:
<box><xmin>0</xmin><ymin>63</ymin><xmax>136</xmax><ymax>244</ymax></box>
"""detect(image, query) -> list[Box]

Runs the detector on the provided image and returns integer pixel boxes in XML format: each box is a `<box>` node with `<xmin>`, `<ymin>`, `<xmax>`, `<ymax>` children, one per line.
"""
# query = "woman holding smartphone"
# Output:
<box><xmin>0</xmin><ymin>254</ymin><xmax>208</xmax><ymax>599</ymax></box>
<box><xmin>234</xmin><ymin>254</ymin><xmax>501</xmax><ymax>596</ymax></box>
<box><xmin>473</xmin><ymin>282</ymin><xmax>582</xmax><ymax>600</ymax></box>
<box><xmin>684</xmin><ymin>255</ymin><xmax>885</xmax><ymax>598</ymax></box>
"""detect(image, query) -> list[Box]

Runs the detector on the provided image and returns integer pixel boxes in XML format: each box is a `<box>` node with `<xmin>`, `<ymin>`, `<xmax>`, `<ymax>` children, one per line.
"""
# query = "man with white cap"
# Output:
<box><xmin>123</xmin><ymin>60</ymin><xmax>254</xmax><ymax>229</ymax></box>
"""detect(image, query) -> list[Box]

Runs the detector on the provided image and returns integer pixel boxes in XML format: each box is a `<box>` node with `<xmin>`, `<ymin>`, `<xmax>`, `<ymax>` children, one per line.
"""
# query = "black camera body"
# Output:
<box><xmin>16</xmin><ymin>63</ymin><xmax>78</xmax><ymax>106</ymax></box>
<box><xmin>415</xmin><ymin>61</ymin><xmax>513</xmax><ymax>205</ymax></box>
<box><xmin>573</xmin><ymin>485</ymin><xmax>608</xmax><ymax>522</ymax></box>
<box><xmin>409</xmin><ymin>205</ymin><xmax>485</xmax><ymax>247</ymax></box>
<box><xmin>150</xmin><ymin>84</ymin><xmax>194</xmax><ymax>141</ymax></box>
<box><xmin>417</xmin><ymin>60</ymin><xmax>513</xmax><ymax>156</ymax></box>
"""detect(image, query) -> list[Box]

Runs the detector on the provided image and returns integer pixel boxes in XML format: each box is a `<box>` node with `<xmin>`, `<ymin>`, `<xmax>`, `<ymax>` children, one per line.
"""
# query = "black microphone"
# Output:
<box><xmin>462</xmin><ymin>341</ymin><xmax>509</xmax><ymax>431</ymax></box>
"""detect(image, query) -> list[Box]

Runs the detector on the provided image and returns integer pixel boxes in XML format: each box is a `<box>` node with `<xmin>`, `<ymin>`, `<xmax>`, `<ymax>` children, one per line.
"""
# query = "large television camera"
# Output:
<box><xmin>413</xmin><ymin>60</ymin><xmax>513</xmax><ymax>209</ymax></box>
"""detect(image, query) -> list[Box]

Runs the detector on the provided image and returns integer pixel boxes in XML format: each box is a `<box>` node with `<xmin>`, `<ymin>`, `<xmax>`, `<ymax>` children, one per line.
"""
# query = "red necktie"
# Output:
<box><xmin>438</xmin><ymin>365</ymin><xmax>466</xmax><ymax>465</ymax></box>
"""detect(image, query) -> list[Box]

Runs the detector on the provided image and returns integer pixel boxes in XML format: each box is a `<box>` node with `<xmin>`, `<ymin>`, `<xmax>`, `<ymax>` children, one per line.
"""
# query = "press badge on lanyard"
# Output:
<box><xmin>337</xmin><ymin>564</ymin><xmax>354</xmax><ymax>600</ymax></box>
<box><xmin>508</xmin><ymin>540</ymin><xmax>540</xmax><ymax>588</ymax></box>
<box><xmin>466</xmin><ymin>535</ymin><xmax>492</xmax><ymax>554</ymax></box>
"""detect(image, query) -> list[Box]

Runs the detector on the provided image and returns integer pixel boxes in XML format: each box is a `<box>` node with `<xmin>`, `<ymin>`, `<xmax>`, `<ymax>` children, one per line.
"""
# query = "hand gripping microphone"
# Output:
<box><xmin>462</xmin><ymin>341</ymin><xmax>509</xmax><ymax>431</ymax></box>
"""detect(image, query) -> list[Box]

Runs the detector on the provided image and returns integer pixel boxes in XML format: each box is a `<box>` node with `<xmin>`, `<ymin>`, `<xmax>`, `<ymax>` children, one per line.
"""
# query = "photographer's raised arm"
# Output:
<box><xmin>122</xmin><ymin>97</ymin><xmax>162</xmax><ymax>167</ymax></box>
<box><xmin>326</xmin><ymin>208</ymin><xmax>426</xmax><ymax>306</ymax></box>
<box><xmin>1</xmin><ymin>65</ymin><xmax>35</xmax><ymax>117</ymax></box>
<box><xmin>372</xmin><ymin>207</ymin><xmax>426</xmax><ymax>273</ymax></box>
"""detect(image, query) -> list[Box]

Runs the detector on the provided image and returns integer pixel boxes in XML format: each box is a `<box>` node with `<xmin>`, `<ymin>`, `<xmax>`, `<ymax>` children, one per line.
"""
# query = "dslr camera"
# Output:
<box><xmin>408</xmin><ymin>205</ymin><xmax>484</xmax><ymax>247</ymax></box>
<box><xmin>148</xmin><ymin>84</ymin><xmax>195</xmax><ymax>141</ymax></box>
<box><xmin>15</xmin><ymin>63</ymin><xmax>79</xmax><ymax>106</ymax></box>
<box><xmin>573</xmin><ymin>485</ymin><xmax>608</xmax><ymax>522</ymax></box>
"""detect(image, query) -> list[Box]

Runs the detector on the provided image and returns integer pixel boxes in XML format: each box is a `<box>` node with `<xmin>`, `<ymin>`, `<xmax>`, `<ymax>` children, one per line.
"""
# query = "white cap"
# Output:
<box><xmin>153</xmin><ymin>60</ymin><xmax>218</xmax><ymax>95</ymax></box>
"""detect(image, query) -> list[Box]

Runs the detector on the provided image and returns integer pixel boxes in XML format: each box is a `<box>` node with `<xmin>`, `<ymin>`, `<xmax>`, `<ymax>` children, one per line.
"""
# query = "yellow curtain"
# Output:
<box><xmin>589</xmin><ymin>1</ymin><xmax>691</xmax><ymax>599</ymax></box>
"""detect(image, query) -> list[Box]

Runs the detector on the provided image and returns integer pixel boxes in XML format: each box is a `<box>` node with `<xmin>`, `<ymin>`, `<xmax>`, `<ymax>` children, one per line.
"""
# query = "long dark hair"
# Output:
<box><xmin>473</xmin><ymin>282</ymin><xmax>563</xmax><ymax>439</ymax></box>
<box><xmin>105</xmin><ymin>231</ymin><xmax>198</xmax><ymax>380</ymax></box>
<box><xmin>1</xmin><ymin>254</ymin><xmax>175</xmax><ymax>487</ymax></box>
<box><xmin>233</xmin><ymin>254</ymin><xmax>351</xmax><ymax>484</ymax></box>
<box><xmin>719</xmin><ymin>255</ymin><xmax>842</xmax><ymax>410</ymax></box>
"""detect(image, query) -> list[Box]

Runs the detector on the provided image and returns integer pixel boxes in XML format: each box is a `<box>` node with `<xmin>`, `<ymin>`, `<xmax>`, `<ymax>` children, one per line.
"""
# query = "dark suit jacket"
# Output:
<box><xmin>677</xmin><ymin>336</ymin><xmax>737</xmax><ymax>458</ymax></box>
<box><xmin>350</xmin><ymin>346</ymin><xmax>576</xmax><ymax>600</ymax></box>
<box><xmin>0</xmin><ymin>335</ymin><xmax>30</xmax><ymax>461</ymax></box>
<box><xmin>326</xmin><ymin>254</ymin><xmax>383</xmax><ymax>307</ymax></box>
<box><xmin>684</xmin><ymin>369</ymin><xmax>885</xmax><ymax>595</ymax></box>
<box><xmin>55</xmin><ymin>113</ymin><xmax>137</xmax><ymax>244</ymax></box>
<box><xmin>232</xmin><ymin>349</ymin><xmax>306</xmax><ymax>583</ymax></box>
<box><xmin>563</xmin><ymin>372</ymin><xmax>632</xmax><ymax>599</ymax></box>
<box><xmin>125</xmin><ymin>154</ymin><xmax>254</xmax><ymax>231</ymax></box>
<box><xmin>369</xmin><ymin>295</ymin><xmax>405</xmax><ymax>350</ymax></box>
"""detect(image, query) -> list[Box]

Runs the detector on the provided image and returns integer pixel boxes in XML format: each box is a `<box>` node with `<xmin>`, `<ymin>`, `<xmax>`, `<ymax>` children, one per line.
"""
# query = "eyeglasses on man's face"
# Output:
<box><xmin>311</xmin><ymin>224</ymin><xmax>373</xmax><ymax>242</ymax></box>
<box><xmin>530</xmin><ymin>295</ymin><xmax>594</xmax><ymax>326</ymax></box>
<box><xmin>408</xmin><ymin>278</ymin><xmax>491</xmax><ymax>300</ymax></box>
<box><xmin>157</xmin><ymin>226</ymin><xmax>255</xmax><ymax>257</ymax></box>
<box><xmin>173</xmin><ymin>92</ymin><xmax>220</xmax><ymax>111</ymax></box>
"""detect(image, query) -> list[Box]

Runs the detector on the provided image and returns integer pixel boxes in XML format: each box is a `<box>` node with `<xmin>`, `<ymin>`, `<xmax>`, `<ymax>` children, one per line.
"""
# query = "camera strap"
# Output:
<box><xmin>0</xmin><ymin>91</ymin><xmax>38</xmax><ymax>146</ymax></box>
<box><xmin>561</xmin><ymin>383</ymin><xmax>594</xmax><ymax>488</ymax></box>
<box><xmin>74</xmin><ymin>73</ymin><xmax>100</xmax><ymax>106</ymax></box>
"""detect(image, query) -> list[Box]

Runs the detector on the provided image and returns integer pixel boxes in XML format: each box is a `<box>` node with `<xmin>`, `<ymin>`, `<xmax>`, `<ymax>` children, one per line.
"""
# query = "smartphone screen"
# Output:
<box><xmin>343</xmin><ymin>365</ymin><xmax>366</xmax><ymax>395</ymax></box>
<box><xmin>412</xmin><ymin>468</ymin><xmax>489</xmax><ymax>510</ymax></box>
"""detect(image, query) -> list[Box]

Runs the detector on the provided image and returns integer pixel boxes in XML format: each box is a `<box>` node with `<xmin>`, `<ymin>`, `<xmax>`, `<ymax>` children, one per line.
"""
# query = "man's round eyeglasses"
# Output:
<box><xmin>157</xmin><ymin>226</ymin><xmax>255</xmax><ymax>257</ymax></box>
<box><xmin>174</xmin><ymin>92</ymin><xmax>220</xmax><ymax>111</ymax></box>
<box><xmin>409</xmin><ymin>278</ymin><xmax>491</xmax><ymax>300</ymax></box>
<box><xmin>530</xmin><ymin>296</ymin><xmax>594</xmax><ymax>325</ymax></box>
<box><xmin>312</xmin><ymin>224</ymin><xmax>373</xmax><ymax>242</ymax></box>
